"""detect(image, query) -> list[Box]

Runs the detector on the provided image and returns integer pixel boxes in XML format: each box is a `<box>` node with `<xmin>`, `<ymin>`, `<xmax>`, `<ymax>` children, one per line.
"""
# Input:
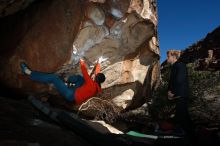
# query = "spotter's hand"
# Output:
<box><xmin>168</xmin><ymin>91</ymin><xmax>175</xmax><ymax>100</ymax></box>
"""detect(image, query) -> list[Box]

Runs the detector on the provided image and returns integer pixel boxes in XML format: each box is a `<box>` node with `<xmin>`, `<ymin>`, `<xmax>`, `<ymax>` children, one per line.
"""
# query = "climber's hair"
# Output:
<box><xmin>95</xmin><ymin>73</ymin><xmax>106</xmax><ymax>87</ymax></box>
<box><xmin>167</xmin><ymin>50</ymin><xmax>182</xmax><ymax>59</ymax></box>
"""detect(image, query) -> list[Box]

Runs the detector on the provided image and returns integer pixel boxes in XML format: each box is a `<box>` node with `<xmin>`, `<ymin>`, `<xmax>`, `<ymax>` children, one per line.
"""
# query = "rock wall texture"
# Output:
<box><xmin>0</xmin><ymin>0</ymin><xmax>83</xmax><ymax>90</ymax></box>
<box><xmin>0</xmin><ymin>0</ymin><xmax>160</xmax><ymax>111</ymax></box>
<box><xmin>0</xmin><ymin>0</ymin><xmax>36</xmax><ymax>17</ymax></box>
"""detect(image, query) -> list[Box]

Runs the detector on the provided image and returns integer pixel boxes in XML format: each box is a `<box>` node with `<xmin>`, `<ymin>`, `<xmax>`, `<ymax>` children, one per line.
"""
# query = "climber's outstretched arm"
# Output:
<box><xmin>80</xmin><ymin>59</ymin><xmax>90</xmax><ymax>82</ymax></box>
<box><xmin>90</xmin><ymin>61</ymin><xmax>101</xmax><ymax>77</ymax></box>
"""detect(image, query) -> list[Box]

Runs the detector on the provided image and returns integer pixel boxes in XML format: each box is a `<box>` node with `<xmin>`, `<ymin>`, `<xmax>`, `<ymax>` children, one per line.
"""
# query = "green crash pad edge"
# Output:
<box><xmin>126</xmin><ymin>131</ymin><xmax>158</xmax><ymax>139</ymax></box>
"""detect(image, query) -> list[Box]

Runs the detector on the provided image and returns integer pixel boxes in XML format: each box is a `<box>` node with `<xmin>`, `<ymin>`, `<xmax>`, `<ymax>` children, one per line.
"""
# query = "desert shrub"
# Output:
<box><xmin>187</xmin><ymin>63</ymin><xmax>220</xmax><ymax>101</ymax></box>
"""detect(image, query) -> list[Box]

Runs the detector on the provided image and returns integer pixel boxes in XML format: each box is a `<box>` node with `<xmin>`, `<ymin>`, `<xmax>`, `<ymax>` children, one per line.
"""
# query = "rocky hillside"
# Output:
<box><xmin>162</xmin><ymin>26</ymin><xmax>220</xmax><ymax>71</ymax></box>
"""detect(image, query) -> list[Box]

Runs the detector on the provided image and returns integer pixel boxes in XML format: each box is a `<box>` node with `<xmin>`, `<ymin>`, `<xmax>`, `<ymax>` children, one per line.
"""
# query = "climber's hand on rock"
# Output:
<box><xmin>98</xmin><ymin>56</ymin><xmax>107</xmax><ymax>63</ymax></box>
<box><xmin>72</xmin><ymin>45</ymin><xmax>78</xmax><ymax>55</ymax></box>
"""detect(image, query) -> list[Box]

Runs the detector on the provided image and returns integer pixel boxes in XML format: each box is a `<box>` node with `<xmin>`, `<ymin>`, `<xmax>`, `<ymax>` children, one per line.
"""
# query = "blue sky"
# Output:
<box><xmin>157</xmin><ymin>0</ymin><xmax>220</xmax><ymax>63</ymax></box>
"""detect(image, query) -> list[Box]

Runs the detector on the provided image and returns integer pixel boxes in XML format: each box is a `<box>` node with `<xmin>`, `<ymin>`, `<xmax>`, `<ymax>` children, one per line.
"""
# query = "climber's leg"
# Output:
<box><xmin>68</xmin><ymin>75</ymin><xmax>85</xmax><ymax>88</ymax></box>
<box><xmin>30</xmin><ymin>71</ymin><xmax>75</xmax><ymax>101</ymax></box>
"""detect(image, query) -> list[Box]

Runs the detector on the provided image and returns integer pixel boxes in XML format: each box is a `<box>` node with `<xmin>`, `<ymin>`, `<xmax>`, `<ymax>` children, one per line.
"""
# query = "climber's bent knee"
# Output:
<box><xmin>64</xmin><ymin>88</ymin><xmax>75</xmax><ymax>102</ymax></box>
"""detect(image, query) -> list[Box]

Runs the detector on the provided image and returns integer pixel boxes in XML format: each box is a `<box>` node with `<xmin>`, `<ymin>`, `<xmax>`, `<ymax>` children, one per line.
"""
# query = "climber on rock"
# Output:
<box><xmin>20</xmin><ymin>58</ymin><xmax>106</xmax><ymax>105</ymax></box>
<box><xmin>166</xmin><ymin>50</ymin><xmax>195</xmax><ymax>141</ymax></box>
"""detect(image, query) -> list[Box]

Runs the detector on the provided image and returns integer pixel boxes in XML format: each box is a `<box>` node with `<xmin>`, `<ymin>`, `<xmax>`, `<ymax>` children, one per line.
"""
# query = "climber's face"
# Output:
<box><xmin>167</xmin><ymin>53</ymin><xmax>176</xmax><ymax>64</ymax></box>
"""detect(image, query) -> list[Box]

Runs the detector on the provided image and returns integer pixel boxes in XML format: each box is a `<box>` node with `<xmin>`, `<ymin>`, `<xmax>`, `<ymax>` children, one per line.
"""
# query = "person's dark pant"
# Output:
<box><xmin>30</xmin><ymin>71</ymin><xmax>84</xmax><ymax>102</ymax></box>
<box><xmin>174</xmin><ymin>98</ymin><xmax>195</xmax><ymax>140</ymax></box>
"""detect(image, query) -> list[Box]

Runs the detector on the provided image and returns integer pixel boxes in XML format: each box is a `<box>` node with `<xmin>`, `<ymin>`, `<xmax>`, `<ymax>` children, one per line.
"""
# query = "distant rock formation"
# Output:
<box><xmin>180</xmin><ymin>26</ymin><xmax>220</xmax><ymax>71</ymax></box>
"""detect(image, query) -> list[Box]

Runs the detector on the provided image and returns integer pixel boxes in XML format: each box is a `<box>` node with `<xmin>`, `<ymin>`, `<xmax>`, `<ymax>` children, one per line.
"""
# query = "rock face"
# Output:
<box><xmin>0</xmin><ymin>0</ymin><xmax>37</xmax><ymax>17</ymax></box>
<box><xmin>0</xmin><ymin>0</ymin><xmax>83</xmax><ymax>91</ymax></box>
<box><xmin>0</xmin><ymin>0</ymin><xmax>160</xmax><ymax>114</ymax></box>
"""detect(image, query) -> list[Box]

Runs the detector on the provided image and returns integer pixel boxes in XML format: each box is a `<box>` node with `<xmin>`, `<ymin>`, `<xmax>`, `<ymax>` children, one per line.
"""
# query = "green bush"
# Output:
<box><xmin>187</xmin><ymin>63</ymin><xmax>220</xmax><ymax>101</ymax></box>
